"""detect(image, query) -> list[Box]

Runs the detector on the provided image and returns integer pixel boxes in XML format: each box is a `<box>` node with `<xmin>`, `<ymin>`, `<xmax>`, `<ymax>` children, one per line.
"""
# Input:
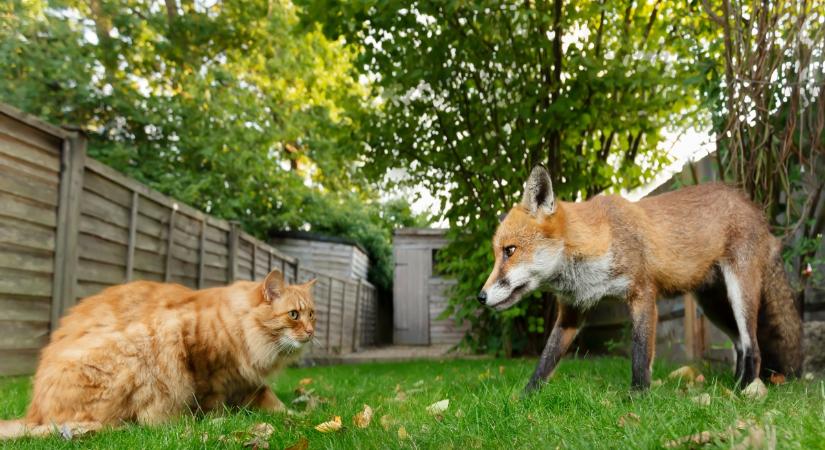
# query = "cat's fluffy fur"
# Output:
<box><xmin>0</xmin><ymin>270</ymin><xmax>316</xmax><ymax>439</ymax></box>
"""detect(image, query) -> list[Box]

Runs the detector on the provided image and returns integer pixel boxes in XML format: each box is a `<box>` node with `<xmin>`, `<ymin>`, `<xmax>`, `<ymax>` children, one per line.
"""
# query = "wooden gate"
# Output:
<box><xmin>393</xmin><ymin>247</ymin><xmax>430</xmax><ymax>345</ymax></box>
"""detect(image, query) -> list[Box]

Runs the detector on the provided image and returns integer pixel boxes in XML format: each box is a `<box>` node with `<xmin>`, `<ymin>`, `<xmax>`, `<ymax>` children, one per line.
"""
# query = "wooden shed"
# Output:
<box><xmin>393</xmin><ymin>228</ymin><xmax>467</xmax><ymax>346</ymax></box>
<box><xmin>269</xmin><ymin>231</ymin><xmax>369</xmax><ymax>281</ymax></box>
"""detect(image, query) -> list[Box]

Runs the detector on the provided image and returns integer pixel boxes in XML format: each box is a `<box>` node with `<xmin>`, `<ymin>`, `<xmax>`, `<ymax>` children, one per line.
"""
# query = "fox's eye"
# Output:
<box><xmin>503</xmin><ymin>245</ymin><xmax>516</xmax><ymax>258</ymax></box>
<box><xmin>288</xmin><ymin>310</ymin><xmax>299</xmax><ymax>320</ymax></box>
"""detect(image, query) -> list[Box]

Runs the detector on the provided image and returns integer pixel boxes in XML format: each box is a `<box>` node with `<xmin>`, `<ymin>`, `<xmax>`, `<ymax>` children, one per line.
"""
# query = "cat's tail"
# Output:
<box><xmin>0</xmin><ymin>420</ymin><xmax>27</xmax><ymax>440</ymax></box>
<box><xmin>0</xmin><ymin>419</ymin><xmax>102</xmax><ymax>440</ymax></box>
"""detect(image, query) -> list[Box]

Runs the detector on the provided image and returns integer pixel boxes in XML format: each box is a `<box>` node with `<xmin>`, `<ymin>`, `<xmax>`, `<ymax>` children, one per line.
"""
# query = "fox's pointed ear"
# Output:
<box><xmin>262</xmin><ymin>270</ymin><xmax>286</xmax><ymax>303</ymax></box>
<box><xmin>521</xmin><ymin>165</ymin><xmax>556</xmax><ymax>216</ymax></box>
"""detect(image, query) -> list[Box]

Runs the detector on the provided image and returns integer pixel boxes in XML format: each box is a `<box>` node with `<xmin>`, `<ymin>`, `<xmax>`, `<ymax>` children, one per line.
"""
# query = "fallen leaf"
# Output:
<box><xmin>769</xmin><ymin>373</ymin><xmax>786</xmax><ymax>385</ymax></box>
<box><xmin>742</xmin><ymin>379</ymin><xmax>768</xmax><ymax>400</ymax></box>
<box><xmin>499</xmin><ymin>365</ymin><xmax>505</xmax><ymax>375</ymax></box>
<box><xmin>299</xmin><ymin>378</ymin><xmax>313</xmax><ymax>386</ymax></box>
<box><xmin>721</xmin><ymin>387</ymin><xmax>736</xmax><ymax>398</ymax></box>
<box><xmin>292</xmin><ymin>389</ymin><xmax>324</xmax><ymax>411</ymax></box>
<box><xmin>314</xmin><ymin>416</ymin><xmax>343</xmax><ymax>433</ymax></box>
<box><xmin>353</xmin><ymin>404</ymin><xmax>373</xmax><ymax>428</ymax></box>
<box><xmin>692</xmin><ymin>393</ymin><xmax>711</xmax><ymax>406</ymax></box>
<box><xmin>426</xmin><ymin>399</ymin><xmax>450</xmax><ymax>415</ymax></box>
<box><xmin>284</xmin><ymin>437</ymin><xmax>309</xmax><ymax>450</ymax></box>
<box><xmin>249</xmin><ymin>423</ymin><xmax>275</xmax><ymax>440</ymax></box>
<box><xmin>663</xmin><ymin>418</ymin><xmax>754</xmax><ymax>448</ymax></box>
<box><xmin>732</xmin><ymin>423</ymin><xmax>775</xmax><ymax>450</ymax></box>
<box><xmin>695</xmin><ymin>374</ymin><xmax>706</xmax><ymax>383</ymax></box>
<box><xmin>397</xmin><ymin>426</ymin><xmax>409</xmax><ymax>440</ymax></box>
<box><xmin>243</xmin><ymin>436</ymin><xmax>270</xmax><ymax>449</ymax></box>
<box><xmin>803</xmin><ymin>372</ymin><xmax>815</xmax><ymax>381</ymax></box>
<box><xmin>668</xmin><ymin>366</ymin><xmax>698</xmax><ymax>381</ymax></box>
<box><xmin>435</xmin><ymin>375</ymin><xmax>443</xmax><ymax>381</ymax></box>
<box><xmin>618</xmin><ymin>412</ymin><xmax>640</xmax><ymax>427</ymax></box>
<box><xmin>664</xmin><ymin>431</ymin><xmax>713</xmax><ymax>448</ymax></box>
<box><xmin>380</xmin><ymin>414</ymin><xmax>394</xmax><ymax>431</ymax></box>
<box><xmin>394</xmin><ymin>390</ymin><xmax>408</xmax><ymax>402</ymax></box>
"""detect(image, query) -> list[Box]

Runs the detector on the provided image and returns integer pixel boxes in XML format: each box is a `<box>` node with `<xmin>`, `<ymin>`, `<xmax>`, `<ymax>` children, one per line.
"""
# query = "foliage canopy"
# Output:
<box><xmin>301</xmin><ymin>0</ymin><xmax>715</xmax><ymax>353</ymax></box>
<box><xmin>0</xmin><ymin>0</ymin><xmax>425</xmax><ymax>292</ymax></box>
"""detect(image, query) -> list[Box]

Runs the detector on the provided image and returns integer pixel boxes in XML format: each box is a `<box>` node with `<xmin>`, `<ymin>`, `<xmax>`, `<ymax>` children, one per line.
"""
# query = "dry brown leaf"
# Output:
<box><xmin>249</xmin><ymin>423</ymin><xmax>275</xmax><ymax>439</ymax></box>
<box><xmin>664</xmin><ymin>431</ymin><xmax>714</xmax><ymax>448</ymax></box>
<box><xmin>732</xmin><ymin>423</ymin><xmax>775</xmax><ymax>450</ymax></box>
<box><xmin>743</xmin><ymin>379</ymin><xmax>768</xmax><ymax>400</ymax></box>
<box><xmin>426</xmin><ymin>399</ymin><xmax>449</xmax><ymax>415</ymax></box>
<box><xmin>769</xmin><ymin>373</ymin><xmax>786</xmax><ymax>385</ymax></box>
<box><xmin>243</xmin><ymin>436</ymin><xmax>270</xmax><ymax>449</ymax></box>
<box><xmin>380</xmin><ymin>414</ymin><xmax>394</xmax><ymax>431</ymax></box>
<box><xmin>668</xmin><ymin>366</ymin><xmax>698</xmax><ymax>381</ymax></box>
<box><xmin>314</xmin><ymin>416</ymin><xmax>343</xmax><ymax>433</ymax></box>
<box><xmin>692</xmin><ymin>393</ymin><xmax>711</xmax><ymax>406</ymax></box>
<box><xmin>397</xmin><ymin>426</ymin><xmax>409</xmax><ymax>440</ymax></box>
<box><xmin>803</xmin><ymin>372</ymin><xmax>815</xmax><ymax>381</ymax></box>
<box><xmin>292</xmin><ymin>389</ymin><xmax>325</xmax><ymax>411</ymax></box>
<box><xmin>663</xmin><ymin>418</ymin><xmax>754</xmax><ymax>448</ymax></box>
<box><xmin>618</xmin><ymin>412</ymin><xmax>641</xmax><ymax>427</ymax></box>
<box><xmin>299</xmin><ymin>378</ymin><xmax>313</xmax><ymax>386</ymax></box>
<box><xmin>284</xmin><ymin>437</ymin><xmax>309</xmax><ymax>450</ymax></box>
<box><xmin>394</xmin><ymin>390</ymin><xmax>408</xmax><ymax>402</ymax></box>
<box><xmin>353</xmin><ymin>404</ymin><xmax>373</xmax><ymax>428</ymax></box>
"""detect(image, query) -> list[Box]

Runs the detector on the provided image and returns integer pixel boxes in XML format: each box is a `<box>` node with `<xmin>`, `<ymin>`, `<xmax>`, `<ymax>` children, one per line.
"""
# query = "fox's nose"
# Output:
<box><xmin>477</xmin><ymin>290</ymin><xmax>487</xmax><ymax>305</ymax></box>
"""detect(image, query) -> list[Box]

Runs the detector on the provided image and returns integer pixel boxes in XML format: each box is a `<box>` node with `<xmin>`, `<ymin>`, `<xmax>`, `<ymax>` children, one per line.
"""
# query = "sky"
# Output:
<box><xmin>393</xmin><ymin>128</ymin><xmax>715</xmax><ymax>228</ymax></box>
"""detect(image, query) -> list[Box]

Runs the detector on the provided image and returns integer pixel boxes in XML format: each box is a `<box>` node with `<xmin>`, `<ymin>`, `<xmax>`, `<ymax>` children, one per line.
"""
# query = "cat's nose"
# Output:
<box><xmin>306</xmin><ymin>326</ymin><xmax>314</xmax><ymax>336</ymax></box>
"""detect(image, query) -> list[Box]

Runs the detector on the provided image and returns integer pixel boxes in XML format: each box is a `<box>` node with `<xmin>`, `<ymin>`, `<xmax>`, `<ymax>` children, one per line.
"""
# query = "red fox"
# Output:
<box><xmin>479</xmin><ymin>166</ymin><xmax>802</xmax><ymax>392</ymax></box>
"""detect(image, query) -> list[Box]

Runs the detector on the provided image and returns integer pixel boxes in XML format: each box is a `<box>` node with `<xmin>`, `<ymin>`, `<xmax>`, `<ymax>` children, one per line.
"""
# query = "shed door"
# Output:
<box><xmin>393</xmin><ymin>248</ymin><xmax>430</xmax><ymax>345</ymax></box>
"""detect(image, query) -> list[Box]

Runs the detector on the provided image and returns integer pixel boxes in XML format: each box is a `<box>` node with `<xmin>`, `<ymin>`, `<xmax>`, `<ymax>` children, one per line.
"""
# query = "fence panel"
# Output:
<box><xmin>0</xmin><ymin>103</ymin><xmax>378</xmax><ymax>375</ymax></box>
<box><xmin>0</xmin><ymin>105</ymin><xmax>68</xmax><ymax>375</ymax></box>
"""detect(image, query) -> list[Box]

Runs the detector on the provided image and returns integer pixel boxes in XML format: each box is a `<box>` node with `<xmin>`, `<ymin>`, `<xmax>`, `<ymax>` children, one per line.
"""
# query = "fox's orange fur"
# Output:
<box><xmin>481</xmin><ymin>166</ymin><xmax>802</xmax><ymax>392</ymax></box>
<box><xmin>0</xmin><ymin>270</ymin><xmax>315</xmax><ymax>439</ymax></box>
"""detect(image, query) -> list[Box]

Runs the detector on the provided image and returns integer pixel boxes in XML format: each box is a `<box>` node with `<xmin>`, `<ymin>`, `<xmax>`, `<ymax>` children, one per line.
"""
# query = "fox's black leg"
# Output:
<box><xmin>524</xmin><ymin>302</ymin><xmax>583</xmax><ymax>394</ymax></box>
<box><xmin>734</xmin><ymin>341</ymin><xmax>744</xmax><ymax>382</ymax></box>
<box><xmin>629</xmin><ymin>284</ymin><xmax>658</xmax><ymax>390</ymax></box>
<box><xmin>720</xmin><ymin>262</ymin><xmax>762</xmax><ymax>388</ymax></box>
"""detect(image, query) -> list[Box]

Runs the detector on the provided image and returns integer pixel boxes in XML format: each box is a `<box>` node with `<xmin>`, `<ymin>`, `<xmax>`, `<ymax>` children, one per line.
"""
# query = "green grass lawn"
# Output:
<box><xmin>1</xmin><ymin>357</ymin><xmax>824</xmax><ymax>449</ymax></box>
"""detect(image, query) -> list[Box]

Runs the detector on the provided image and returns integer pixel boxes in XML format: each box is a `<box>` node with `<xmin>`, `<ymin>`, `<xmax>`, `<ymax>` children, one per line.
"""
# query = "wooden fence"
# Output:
<box><xmin>0</xmin><ymin>103</ymin><xmax>377</xmax><ymax>376</ymax></box>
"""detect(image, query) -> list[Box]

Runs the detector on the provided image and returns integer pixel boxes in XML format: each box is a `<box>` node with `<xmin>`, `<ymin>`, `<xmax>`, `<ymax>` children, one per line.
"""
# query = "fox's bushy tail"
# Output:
<box><xmin>757</xmin><ymin>252</ymin><xmax>803</xmax><ymax>378</ymax></box>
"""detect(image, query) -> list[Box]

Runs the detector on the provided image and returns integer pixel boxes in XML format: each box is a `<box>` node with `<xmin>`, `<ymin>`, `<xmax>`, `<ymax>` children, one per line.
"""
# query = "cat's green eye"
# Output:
<box><xmin>288</xmin><ymin>310</ymin><xmax>299</xmax><ymax>320</ymax></box>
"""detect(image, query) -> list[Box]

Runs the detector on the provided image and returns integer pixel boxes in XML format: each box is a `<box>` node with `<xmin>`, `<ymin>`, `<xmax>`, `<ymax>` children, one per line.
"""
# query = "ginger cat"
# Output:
<box><xmin>0</xmin><ymin>270</ymin><xmax>316</xmax><ymax>439</ymax></box>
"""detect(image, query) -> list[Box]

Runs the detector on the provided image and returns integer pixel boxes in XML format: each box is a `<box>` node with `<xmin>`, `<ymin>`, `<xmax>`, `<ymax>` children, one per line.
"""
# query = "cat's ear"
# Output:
<box><xmin>303</xmin><ymin>278</ymin><xmax>317</xmax><ymax>289</ymax></box>
<box><xmin>262</xmin><ymin>270</ymin><xmax>286</xmax><ymax>303</ymax></box>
